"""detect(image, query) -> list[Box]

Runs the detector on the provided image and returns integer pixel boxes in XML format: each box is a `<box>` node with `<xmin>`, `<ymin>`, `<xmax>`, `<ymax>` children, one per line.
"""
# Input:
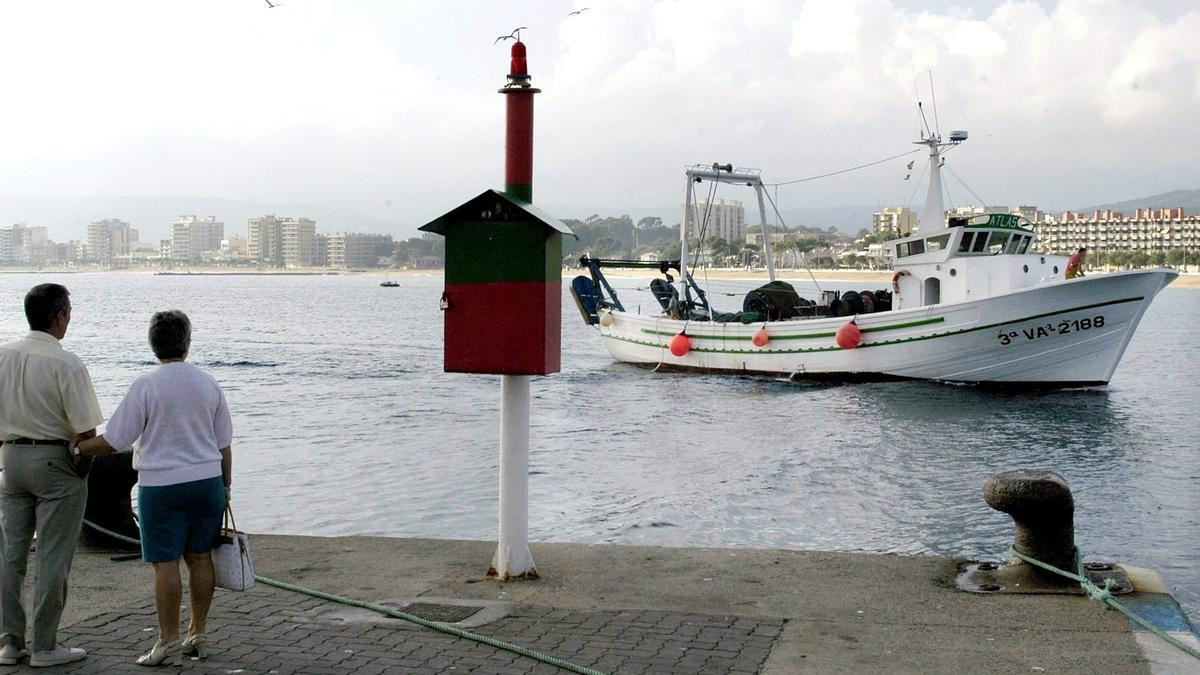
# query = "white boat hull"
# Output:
<box><xmin>596</xmin><ymin>270</ymin><xmax>1177</xmax><ymax>386</ymax></box>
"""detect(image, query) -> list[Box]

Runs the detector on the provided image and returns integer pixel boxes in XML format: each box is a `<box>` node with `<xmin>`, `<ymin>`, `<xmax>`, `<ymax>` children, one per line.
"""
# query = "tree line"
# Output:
<box><xmin>389</xmin><ymin>214</ymin><xmax>859</xmax><ymax>269</ymax></box>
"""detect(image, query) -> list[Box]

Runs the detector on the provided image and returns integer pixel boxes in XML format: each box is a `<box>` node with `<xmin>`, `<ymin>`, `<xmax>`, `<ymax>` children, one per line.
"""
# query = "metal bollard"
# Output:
<box><xmin>958</xmin><ymin>469</ymin><xmax>1131</xmax><ymax>594</ymax></box>
<box><xmin>984</xmin><ymin>469</ymin><xmax>1077</xmax><ymax>576</ymax></box>
<box><xmin>82</xmin><ymin>453</ymin><xmax>140</xmax><ymax>549</ymax></box>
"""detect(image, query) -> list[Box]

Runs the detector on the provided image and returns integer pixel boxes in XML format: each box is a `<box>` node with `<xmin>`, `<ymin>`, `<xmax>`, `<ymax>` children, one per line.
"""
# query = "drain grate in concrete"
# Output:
<box><xmin>400</xmin><ymin>602</ymin><xmax>484</xmax><ymax>623</ymax></box>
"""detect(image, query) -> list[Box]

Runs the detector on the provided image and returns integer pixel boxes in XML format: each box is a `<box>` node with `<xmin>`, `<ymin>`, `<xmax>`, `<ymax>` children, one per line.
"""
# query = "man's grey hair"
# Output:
<box><xmin>148</xmin><ymin>310</ymin><xmax>192</xmax><ymax>360</ymax></box>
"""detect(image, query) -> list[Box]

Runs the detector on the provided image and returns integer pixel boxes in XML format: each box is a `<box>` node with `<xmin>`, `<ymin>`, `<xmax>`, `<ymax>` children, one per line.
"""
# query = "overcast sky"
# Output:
<box><xmin>1</xmin><ymin>0</ymin><xmax>1198</xmax><ymax>238</ymax></box>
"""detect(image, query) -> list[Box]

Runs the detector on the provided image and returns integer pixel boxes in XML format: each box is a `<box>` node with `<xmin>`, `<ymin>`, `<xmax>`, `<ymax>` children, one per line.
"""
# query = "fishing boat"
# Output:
<box><xmin>380</xmin><ymin>279</ymin><xmax>400</xmax><ymax>287</ymax></box>
<box><xmin>570</xmin><ymin>130</ymin><xmax>1177</xmax><ymax>387</ymax></box>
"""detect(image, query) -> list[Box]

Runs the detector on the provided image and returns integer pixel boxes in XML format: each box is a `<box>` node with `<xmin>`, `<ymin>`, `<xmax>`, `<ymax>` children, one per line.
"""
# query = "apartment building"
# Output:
<box><xmin>1034</xmin><ymin>208</ymin><xmax>1199</xmax><ymax>257</ymax></box>
<box><xmin>0</xmin><ymin>224</ymin><xmax>49</xmax><ymax>264</ymax></box>
<box><xmin>247</xmin><ymin>215</ymin><xmax>284</xmax><ymax>266</ymax></box>
<box><xmin>682</xmin><ymin>198</ymin><xmax>745</xmax><ymax>244</ymax></box>
<box><xmin>327</xmin><ymin>233</ymin><xmax>393</xmax><ymax>268</ymax></box>
<box><xmin>872</xmin><ymin>207</ymin><xmax>918</xmax><ymax>238</ymax></box>
<box><xmin>87</xmin><ymin>218</ymin><xmax>138</xmax><ymax>265</ymax></box>
<box><xmin>281</xmin><ymin>218</ymin><xmax>316</xmax><ymax>268</ymax></box>
<box><xmin>247</xmin><ymin>215</ymin><xmax>317</xmax><ymax>267</ymax></box>
<box><xmin>171</xmin><ymin>216</ymin><xmax>224</xmax><ymax>264</ymax></box>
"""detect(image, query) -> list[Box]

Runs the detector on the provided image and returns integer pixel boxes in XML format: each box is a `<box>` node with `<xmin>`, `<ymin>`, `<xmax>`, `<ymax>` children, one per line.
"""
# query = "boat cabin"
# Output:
<box><xmin>888</xmin><ymin>213</ymin><xmax>1069</xmax><ymax>310</ymax></box>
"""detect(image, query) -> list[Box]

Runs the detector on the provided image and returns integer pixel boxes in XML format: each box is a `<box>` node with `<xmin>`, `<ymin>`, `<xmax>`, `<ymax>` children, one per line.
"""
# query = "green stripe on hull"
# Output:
<box><xmin>612</xmin><ymin>296</ymin><xmax>1145</xmax><ymax>355</ymax></box>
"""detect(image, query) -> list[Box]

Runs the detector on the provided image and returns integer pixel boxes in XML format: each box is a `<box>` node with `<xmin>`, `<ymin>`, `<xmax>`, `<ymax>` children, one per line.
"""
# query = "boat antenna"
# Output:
<box><xmin>928</xmin><ymin>70</ymin><xmax>941</xmax><ymax>137</ymax></box>
<box><xmin>911</xmin><ymin>62</ymin><xmax>929</xmax><ymax>138</ymax></box>
<box><xmin>917</xmin><ymin>102</ymin><xmax>932</xmax><ymax>139</ymax></box>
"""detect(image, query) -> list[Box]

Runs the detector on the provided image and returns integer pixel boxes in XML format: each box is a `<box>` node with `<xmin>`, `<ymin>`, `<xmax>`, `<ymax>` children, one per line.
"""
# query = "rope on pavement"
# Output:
<box><xmin>83</xmin><ymin>519</ymin><xmax>607</xmax><ymax>675</ymax></box>
<box><xmin>1010</xmin><ymin>546</ymin><xmax>1200</xmax><ymax>661</ymax></box>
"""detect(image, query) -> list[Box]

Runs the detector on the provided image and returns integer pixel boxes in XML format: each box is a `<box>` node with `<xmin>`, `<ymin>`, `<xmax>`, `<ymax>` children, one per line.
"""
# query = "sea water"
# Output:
<box><xmin>1</xmin><ymin>271</ymin><xmax>1196</xmax><ymax>621</ymax></box>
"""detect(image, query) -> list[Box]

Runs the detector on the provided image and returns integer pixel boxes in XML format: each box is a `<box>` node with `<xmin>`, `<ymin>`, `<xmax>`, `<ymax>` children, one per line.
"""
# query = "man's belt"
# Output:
<box><xmin>1</xmin><ymin>438</ymin><xmax>70</xmax><ymax>447</ymax></box>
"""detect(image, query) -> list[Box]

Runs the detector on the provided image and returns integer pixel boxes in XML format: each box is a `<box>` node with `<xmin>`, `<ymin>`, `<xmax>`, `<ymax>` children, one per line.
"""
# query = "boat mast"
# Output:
<box><xmin>680</xmin><ymin>172</ymin><xmax>694</xmax><ymax>298</ymax></box>
<box><xmin>916</xmin><ymin>129</ymin><xmax>966</xmax><ymax>231</ymax></box>
<box><xmin>754</xmin><ymin>182</ymin><xmax>776</xmax><ymax>281</ymax></box>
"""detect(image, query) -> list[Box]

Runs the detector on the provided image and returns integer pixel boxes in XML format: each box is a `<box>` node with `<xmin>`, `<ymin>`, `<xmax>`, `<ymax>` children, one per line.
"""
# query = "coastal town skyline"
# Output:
<box><xmin>2</xmin><ymin>1</ymin><xmax>1198</xmax><ymax>242</ymax></box>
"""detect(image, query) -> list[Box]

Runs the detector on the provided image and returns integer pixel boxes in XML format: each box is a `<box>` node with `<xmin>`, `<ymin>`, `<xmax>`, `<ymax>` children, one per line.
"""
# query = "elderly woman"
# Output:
<box><xmin>75</xmin><ymin>310</ymin><xmax>232</xmax><ymax>666</ymax></box>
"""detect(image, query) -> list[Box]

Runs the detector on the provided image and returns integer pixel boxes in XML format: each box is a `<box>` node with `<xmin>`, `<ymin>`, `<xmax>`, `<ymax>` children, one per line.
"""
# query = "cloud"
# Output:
<box><xmin>1</xmin><ymin>0</ymin><xmax>1198</xmax><ymax>239</ymax></box>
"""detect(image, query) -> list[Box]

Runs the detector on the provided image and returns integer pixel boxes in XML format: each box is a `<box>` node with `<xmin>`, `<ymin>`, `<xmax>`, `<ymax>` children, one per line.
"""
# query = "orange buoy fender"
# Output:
<box><xmin>836</xmin><ymin>320</ymin><xmax>862</xmax><ymax>349</ymax></box>
<box><xmin>668</xmin><ymin>332</ymin><xmax>691</xmax><ymax>356</ymax></box>
<box><xmin>752</xmin><ymin>327</ymin><xmax>770</xmax><ymax>347</ymax></box>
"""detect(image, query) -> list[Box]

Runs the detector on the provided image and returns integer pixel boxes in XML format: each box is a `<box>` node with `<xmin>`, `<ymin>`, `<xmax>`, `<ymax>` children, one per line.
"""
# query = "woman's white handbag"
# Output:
<box><xmin>212</xmin><ymin>504</ymin><xmax>255</xmax><ymax>591</ymax></box>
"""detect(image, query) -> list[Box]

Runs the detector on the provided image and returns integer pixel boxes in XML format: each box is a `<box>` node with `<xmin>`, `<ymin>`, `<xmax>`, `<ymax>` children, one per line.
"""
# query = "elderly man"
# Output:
<box><xmin>0</xmin><ymin>284</ymin><xmax>102</xmax><ymax>667</ymax></box>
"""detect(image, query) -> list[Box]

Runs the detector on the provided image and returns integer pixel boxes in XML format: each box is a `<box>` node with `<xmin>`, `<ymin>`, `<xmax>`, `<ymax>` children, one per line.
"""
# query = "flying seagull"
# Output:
<box><xmin>567</xmin><ymin>7</ymin><xmax>590</xmax><ymax>16</ymax></box>
<box><xmin>494</xmin><ymin>27</ymin><xmax>529</xmax><ymax>44</ymax></box>
<box><xmin>264</xmin><ymin>0</ymin><xmax>278</xmax><ymax>7</ymax></box>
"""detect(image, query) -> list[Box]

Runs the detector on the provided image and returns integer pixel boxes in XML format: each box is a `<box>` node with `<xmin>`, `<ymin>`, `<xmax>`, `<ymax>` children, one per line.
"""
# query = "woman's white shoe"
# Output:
<box><xmin>182</xmin><ymin>633</ymin><xmax>209</xmax><ymax>659</ymax></box>
<box><xmin>136</xmin><ymin>639</ymin><xmax>181</xmax><ymax>667</ymax></box>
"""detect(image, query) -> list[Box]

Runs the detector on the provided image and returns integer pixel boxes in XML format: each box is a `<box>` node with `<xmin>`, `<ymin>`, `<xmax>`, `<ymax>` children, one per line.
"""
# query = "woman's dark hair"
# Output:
<box><xmin>148</xmin><ymin>310</ymin><xmax>192</xmax><ymax>360</ymax></box>
<box><xmin>24</xmin><ymin>283</ymin><xmax>71</xmax><ymax>331</ymax></box>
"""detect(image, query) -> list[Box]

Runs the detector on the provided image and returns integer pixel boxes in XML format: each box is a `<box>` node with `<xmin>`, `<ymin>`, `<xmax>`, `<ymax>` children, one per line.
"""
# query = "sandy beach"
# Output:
<box><xmin>5</xmin><ymin>266</ymin><xmax>1197</xmax><ymax>287</ymax></box>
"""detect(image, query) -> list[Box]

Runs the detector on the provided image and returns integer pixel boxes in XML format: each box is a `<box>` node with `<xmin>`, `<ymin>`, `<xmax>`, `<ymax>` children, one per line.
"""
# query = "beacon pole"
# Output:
<box><xmin>489</xmin><ymin>41</ymin><xmax>540</xmax><ymax>581</ymax></box>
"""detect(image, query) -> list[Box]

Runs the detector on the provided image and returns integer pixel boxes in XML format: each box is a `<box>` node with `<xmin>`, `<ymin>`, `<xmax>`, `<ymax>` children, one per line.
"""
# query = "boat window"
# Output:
<box><xmin>927</xmin><ymin>234</ymin><xmax>951</xmax><ymax>252</ymax></box>
<box><xmin>1005</xmin><ymin>235</ymin><xmax>1022</xmax><ymax>254</ymax></box>
<box><xmin>958</xmin><ymin>232</ymin><xmax>976</xmax><ymax>252</ymax></box>
<box><xmin>910</xmin><ymin>238</ymin><xmax>925</xmax><ymax>255</ymax></box>
<box><xmin>986</xmin><ymin>231</ymin><xmax>1010</xmax><ymax>254</ymax></box>
<box><xmin>971</xmin><ymin>233</ymin><xmax>987</xmax><ymax>253</ymax></box>
<box><xmin>1017</xmin><ymin>236</ymin><xmax>1032</xmax><ymax>254</ymax></box>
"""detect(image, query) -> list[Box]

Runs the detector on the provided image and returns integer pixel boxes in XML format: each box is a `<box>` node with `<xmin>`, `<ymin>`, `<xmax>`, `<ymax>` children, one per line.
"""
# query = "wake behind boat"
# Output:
<box><xmin>571</xmin><ymin>130</ymin><xmax>1176</xmax><ymax>387</ymax></box>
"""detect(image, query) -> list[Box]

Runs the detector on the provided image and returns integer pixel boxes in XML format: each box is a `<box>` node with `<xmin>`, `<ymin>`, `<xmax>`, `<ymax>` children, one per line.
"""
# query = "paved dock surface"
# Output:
<box><xmin>10</xmin><ymin>535</ymin><xmax>1188</xmax><ymax>673</ymax></box>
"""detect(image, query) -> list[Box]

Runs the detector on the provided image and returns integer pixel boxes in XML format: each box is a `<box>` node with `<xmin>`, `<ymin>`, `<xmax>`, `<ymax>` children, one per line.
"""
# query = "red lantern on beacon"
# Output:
<box><xmin>836</xmin><ymin>320</ymin><xmax>862</xmax><ymax>349</ymax></box>
<box><xmin>669</xmin><ymin>332</ymin><xmax>691</xmax><ymax>357</ymax></box>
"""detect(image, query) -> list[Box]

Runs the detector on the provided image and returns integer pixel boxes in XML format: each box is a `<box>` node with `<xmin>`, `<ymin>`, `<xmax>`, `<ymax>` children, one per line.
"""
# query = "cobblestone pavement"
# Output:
<box><xmin>10</xmin><ymin>584</ymin><xmax>784</xmax><ymax>674</ymax></box>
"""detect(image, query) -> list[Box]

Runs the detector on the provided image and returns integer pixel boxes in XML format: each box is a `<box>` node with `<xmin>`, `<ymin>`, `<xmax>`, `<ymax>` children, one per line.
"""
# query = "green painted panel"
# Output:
<box><xmin>505</xmin><ymin>183</ymin><xmax>533</xmax><ymax>203</ymax></box>
<box><xmin>444</xmin><ymin>221</ymin><xmax>561</xmax><ymax>284</ymax></box>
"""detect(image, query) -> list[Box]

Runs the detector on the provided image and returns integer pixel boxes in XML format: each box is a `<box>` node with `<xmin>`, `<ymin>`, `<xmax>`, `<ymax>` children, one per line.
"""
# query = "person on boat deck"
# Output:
<box><xmin>73</xmin><ymin>310</ymin><xmax>233</xmax><ymax>667</ymax></box>
<box><xmin>1066</xmin><ymin>247</ymin><xmax>1087</xmax><ymax>279</ymax></box>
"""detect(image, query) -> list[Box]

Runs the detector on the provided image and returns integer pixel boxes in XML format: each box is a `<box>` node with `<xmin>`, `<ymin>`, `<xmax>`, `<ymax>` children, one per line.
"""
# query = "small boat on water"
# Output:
<box><xmin>380</xmin><ymin>278</ymin><xmax>399</xmax><ymax>287</ymax></box>
<box><xmin>570</xmin><ymin>129</ymin><xmax>1176</xmax><ymax>387</ymax></box>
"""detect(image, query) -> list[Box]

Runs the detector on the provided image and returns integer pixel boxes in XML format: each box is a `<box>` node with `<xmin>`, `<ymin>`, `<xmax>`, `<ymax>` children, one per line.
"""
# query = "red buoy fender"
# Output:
<box><xmin>836</xmin><ymin>320</ymin><xmax>862</xmax><ymax>349</ymax></box>
<box><xmin>669</xmin><ymin>332</ymin><xmax>691</xmax><ymax>356</ymax></box>
<box><xmin>752</xmin><ymin>327</ymin><xmax>770</xmax><ymax>347</ymax></box>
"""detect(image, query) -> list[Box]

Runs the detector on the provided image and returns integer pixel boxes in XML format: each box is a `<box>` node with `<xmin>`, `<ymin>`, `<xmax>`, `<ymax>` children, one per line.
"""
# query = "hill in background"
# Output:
<box><xmin>1077</xmin><ymin>188</ymin><xmax>1200</xmax><ymax>215</ymax></box>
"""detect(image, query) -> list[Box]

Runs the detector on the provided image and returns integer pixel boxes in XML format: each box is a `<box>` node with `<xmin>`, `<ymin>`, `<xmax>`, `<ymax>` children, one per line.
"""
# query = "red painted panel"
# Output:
<box><xmin>505</xmin><ymin>93</ymin><xmax>534</xmax><ymax>193</ymax></box>
<box><xmin>443</xmin><ymin>280</ymin><xmax>561</xmax><ymax>375</ymax></box>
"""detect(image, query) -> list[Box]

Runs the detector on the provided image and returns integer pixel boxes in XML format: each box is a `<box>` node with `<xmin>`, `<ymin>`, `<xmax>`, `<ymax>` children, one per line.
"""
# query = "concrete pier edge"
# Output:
<box><xmin>49</xmin><ymin>535</ymin><xmax>1197</xmax><ymax>674</ymax></box>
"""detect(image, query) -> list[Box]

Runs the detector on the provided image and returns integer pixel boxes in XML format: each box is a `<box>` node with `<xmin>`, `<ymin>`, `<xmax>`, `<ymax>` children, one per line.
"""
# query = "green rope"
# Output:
<box><xmin>1011</xmin><ymin>547</ymin><xmax>1200</xmax><ymax>661</ymax></box>
<box><xmin>82</xmin><ymin>519</ymin><xmax>607</xmax><ymax>675</ymax></box>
